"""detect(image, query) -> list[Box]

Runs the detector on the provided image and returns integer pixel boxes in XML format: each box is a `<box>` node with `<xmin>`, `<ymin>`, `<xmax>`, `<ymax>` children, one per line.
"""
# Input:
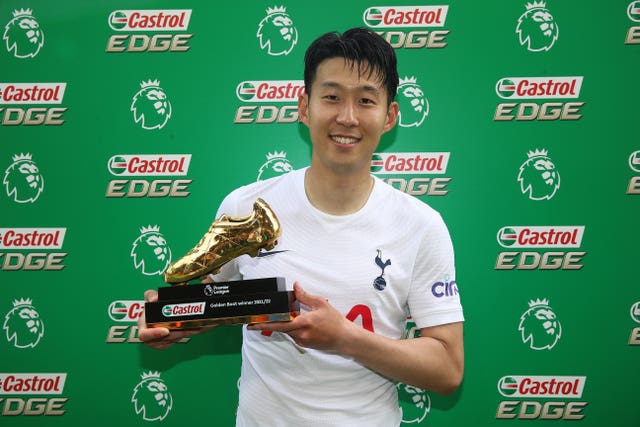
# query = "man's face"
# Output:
<box><xmin>299</xmin><ymin>57</ymin><xmax>398</xmax><ymax>176</ymax></box>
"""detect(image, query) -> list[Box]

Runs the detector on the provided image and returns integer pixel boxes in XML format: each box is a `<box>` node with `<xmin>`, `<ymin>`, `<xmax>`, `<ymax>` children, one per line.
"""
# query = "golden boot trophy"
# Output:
<box><xmin>164</xmin><ymin>198</ymin><xmax>281</xmax><ymax>285</ymax></box>
<box><xmin>145</xmin><ymin>198</ymin><xmax>298</xmax><ymax>329</ymax></box>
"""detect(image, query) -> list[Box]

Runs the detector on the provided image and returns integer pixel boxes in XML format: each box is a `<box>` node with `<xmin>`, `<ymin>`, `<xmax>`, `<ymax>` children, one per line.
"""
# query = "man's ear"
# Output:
<box><xmin>382</xmin><ymin>101</ymin><xmax>399</xmax><ymax>134</ymax></box>
<box><xmin>298</xmin><ymin>94</ymin><xmax>310</xmax><ymax>126</ymax></box>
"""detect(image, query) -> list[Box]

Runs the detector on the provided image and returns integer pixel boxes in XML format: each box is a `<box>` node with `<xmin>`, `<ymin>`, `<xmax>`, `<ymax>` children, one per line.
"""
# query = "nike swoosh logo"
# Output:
<box><xmin>257</xmin><ymin>249</ymin><xmax>290</xmax><ymax>258</ymax></box>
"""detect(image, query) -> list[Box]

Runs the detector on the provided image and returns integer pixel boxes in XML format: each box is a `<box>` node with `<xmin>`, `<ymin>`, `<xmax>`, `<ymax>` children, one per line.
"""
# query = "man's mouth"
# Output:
<box><xmin>331</xmin><ymin>135</ymin><xmax>359</xmax><ymax>145</ymax></box>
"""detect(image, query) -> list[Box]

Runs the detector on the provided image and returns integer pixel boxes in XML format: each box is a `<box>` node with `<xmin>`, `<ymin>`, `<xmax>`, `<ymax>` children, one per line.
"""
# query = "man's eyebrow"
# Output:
<box><xmin>319</xmin><ymin>81</ymin><xmax>382</xmax><ymax>95</ymax></box>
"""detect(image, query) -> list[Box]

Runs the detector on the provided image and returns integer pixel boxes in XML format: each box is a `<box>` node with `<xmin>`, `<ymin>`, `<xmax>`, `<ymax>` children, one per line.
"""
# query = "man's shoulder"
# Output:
<box><xmin>220</xmin><ymin>169</ymin><xmax>303</xmax><ymax>214</ymax></box>
<box><xmin>373</xmin><ymin>175</ymin><xmax>440</xmax><ymax>217</ymax></box>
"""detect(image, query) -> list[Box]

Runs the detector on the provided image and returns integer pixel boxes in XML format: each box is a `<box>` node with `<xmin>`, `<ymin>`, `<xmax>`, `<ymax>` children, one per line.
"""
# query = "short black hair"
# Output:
<box><xmin>304</xmin><ymin>28</ymin><xmax>398</xmax><ymax>105</ymax></box>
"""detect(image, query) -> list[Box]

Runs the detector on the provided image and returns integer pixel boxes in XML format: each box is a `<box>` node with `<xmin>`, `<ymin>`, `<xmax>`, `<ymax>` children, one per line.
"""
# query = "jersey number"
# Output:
<box><xmin>261</xmin><ymin>304</ymin><xmax>374</xmax><ymax>336</ymax></box>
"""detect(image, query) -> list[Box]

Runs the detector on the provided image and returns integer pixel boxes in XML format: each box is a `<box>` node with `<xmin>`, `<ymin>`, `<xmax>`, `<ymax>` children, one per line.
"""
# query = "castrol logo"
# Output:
<box><xmin>497</xmin><ymin>226</ymin><xmax>584</xmax><ymax>248</ymax></box>
<box><xmin>0</xmin><ymin>228</ymin><xmax>66</xmax><ymax>249</ymax></box>
<box><xmin>162</xmin><ymin>302</ymin><xmax>205</xmax><ymax>317</ymax></box>
<box><xmin>363</xmin><ymin>6</ymin><xmax>448</xmax><ymax>28</ymax></box>
<box><xmin>108</xmin><ymin>10</ymin><xmax>192</xmax><ymax>31</ymax></box>
<box><xmin>236</xmin><ymin>80</ymin><xmax>305</xmax><ymax>103</ymax></box>
<box><xmin>496</xmin><ymin>77</ymin><xmax>583</xmax><ymax>100</ymax></box>
<box><xmin>0</xmin><ymin>83</ymin><xmax>66</xmax><ymax>105</ymax></box>
<box><xmin>498</xmin><ymin>375</ymin><xmax>586</xmax><ymax>398</ymax></box>
<box><xmin>0</xmin><ymin>373</ymin><xmax>67</xmax><ymax>395</ymax></box>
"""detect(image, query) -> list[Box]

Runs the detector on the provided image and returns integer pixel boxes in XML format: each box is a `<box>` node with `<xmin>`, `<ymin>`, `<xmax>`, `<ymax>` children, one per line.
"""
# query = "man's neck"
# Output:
<box><xmin>304</xmin><ymin>167</ymin><xmax>374</xmax><ymax>216</ymax></box>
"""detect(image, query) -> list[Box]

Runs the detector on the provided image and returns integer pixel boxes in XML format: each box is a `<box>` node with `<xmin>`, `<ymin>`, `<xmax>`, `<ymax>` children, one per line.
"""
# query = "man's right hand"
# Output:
<box><xmin>138</xmin><ymin>289</ymin><xmax>203</xmax><ymax>350</ymax></box>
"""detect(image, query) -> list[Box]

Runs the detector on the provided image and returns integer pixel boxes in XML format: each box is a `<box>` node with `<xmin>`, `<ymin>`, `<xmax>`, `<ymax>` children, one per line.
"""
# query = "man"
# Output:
<box><xmin>139</xmin><ymin>27</ymin><xmax>464</xmax><ymax>426</ymax></box>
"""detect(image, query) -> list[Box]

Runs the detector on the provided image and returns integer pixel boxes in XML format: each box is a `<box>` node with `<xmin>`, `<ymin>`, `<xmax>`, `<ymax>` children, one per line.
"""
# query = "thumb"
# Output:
<box><xmin>293</xmin><ymin>282</ymin><xmax>325</xmax><ymax>310</ymax></box>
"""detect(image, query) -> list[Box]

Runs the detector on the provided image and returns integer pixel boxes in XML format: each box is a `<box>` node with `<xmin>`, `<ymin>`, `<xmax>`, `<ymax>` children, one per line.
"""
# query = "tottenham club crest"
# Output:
<box><xmin>517</xmin><ymin>149</ymin><xmax>560</xmax><ymax>200</ymax></box>
<box><xmin>397</xmin><ymin>76</ymin><xmax>429</xmax><ymax>128</ymax></box>
<box><xmin>257</xmin><ymin>6</ymin><xmax>298</xmax><ymax>56</ymax></box>
<box><xmin>3</xmin><ymin>153</ymin><xmax>44</xmax><ymax>203</ymax></box>
<box><xmin>131</xmin><ymin>79</ymin><xmax>172</xmax><ymax>130</ymax></box>
<box><xmin>131</xmin><ymin>225</ymin><xmax>172</xmax><ymax>276</ymax></box>
<box><xmin>257</xmin><ymin>151</ymin><xmax>293</xmax><ymax>181</ymax></box>
<box><xmin>3</xmin><ymin>8</ymin><xmax>44</xmax><ymax>58</ymax></box>
<box><xmin>519</xmin><ymin>298</ymin><xmax>562</xmax><ymax>350</ymax></box>
<box><xmin>373</xmin><ymin>249</ymin><xmax>391</xmax><ymax>291</ymax></box>
<box><xmin>131</xmin><ymin>371</ymin><xmax>173</xmax><ymax>421</ymax></box>
<box><xmin>3</xmin><ymin>298</ymin><xmax>44</xmax><ymax>349</ymax></box>
<box><xmin>516</xmin><ymin>1</ymin><xmax>559</xmax><ymax>52</ymax></box>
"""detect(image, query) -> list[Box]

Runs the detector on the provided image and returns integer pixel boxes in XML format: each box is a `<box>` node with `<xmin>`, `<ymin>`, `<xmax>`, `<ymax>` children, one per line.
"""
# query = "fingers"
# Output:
<box><xmin>293</xmin><ymin>282</ymin><xmax>327</xmax><ymax>309</ymax></box>
<box><xmin>139</xmin><ymin>325</ymin><xmax>170</xmax><ymax>342</ymax></box>
<box><xmin>144</xmin><ymin>289</ymin><xmax>158</xmax><ymax>303</ymax></box>
<box><xmin>247</xmin><ymin>320</ymin><xmax>296</xmax><ymax>333</ymax></box>
<box><xmin>139</xmin><ymin>327</ymin><xmax>200</xmax><ymax>350</ymax></box>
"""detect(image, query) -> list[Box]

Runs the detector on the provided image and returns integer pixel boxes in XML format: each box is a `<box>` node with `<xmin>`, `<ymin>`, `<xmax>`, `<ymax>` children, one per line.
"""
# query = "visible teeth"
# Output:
<box><xmin>333</xmin><ymin>136</ymin><xmax>358</xmax><ymax>145</ymax></box>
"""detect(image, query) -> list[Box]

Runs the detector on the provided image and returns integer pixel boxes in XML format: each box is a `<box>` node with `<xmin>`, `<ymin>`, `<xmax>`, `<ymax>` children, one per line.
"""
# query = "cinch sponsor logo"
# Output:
<box><xmin>162</xmin><ymin>302</ymin><xmax>205</xmax><ymax>317</ymax></box>
<box><xmin>0</xmin><ymin>374</ymin><xmax>66</xmax><ymax>395</ymax></box>
<box><xmin>496</xmin><ymin>77</ymin><xmax>583</xmax><ymax>100</ymax></box>
<box><xmin>236</xmin><ymin>81</ymin><xmax>305</xmax><ymax>103</ymax></box>
<box><xmin>108</xmin><ymin>300</ymin><xmax>144</xmax><ymax>322</ymax></box>
<box><xmin>371</xmin><ymin>152</ymin><xmax>449</xmax><ymax>174</ymax></box>
<box><xmin>498</xmin><ymin>376</ymin><xmax>586</xmax><ymax>399</ymax></box>
<box><xmin>0</xmin><ymin>83</ymin><xmax>66</xmax><ymax>105</ymax></box>
<box><xmin>0</xmin><ymin>228</ymin><xmax>66</xmax><ymax>249</ymax></box>
<box><xmin>108</xmin><ymin>10</ymin><xmax>192</xmax><ymax>31</ymax></box>
<box><xmin>431</xmin><ymin>277</ymin><xmax>458</xmax><ymax>298</ymax></box>
<box><xmin>497</xmin><ymin>226</ymin><xmax>584</xmax><ymax>248</ymax></box>
<box><xmin>108</xmin><ymin>154</ymin><xmax>191</xmax><ymax>176</ymax></box>
<box><xmin>363</xmin><ymin>6</ymin><xmax>448</xmax><ymax>28</ymax></box>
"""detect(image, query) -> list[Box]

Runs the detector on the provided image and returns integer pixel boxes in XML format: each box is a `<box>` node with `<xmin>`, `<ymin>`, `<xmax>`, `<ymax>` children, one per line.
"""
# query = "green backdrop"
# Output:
<box><xmin>1</xmin><ymin>0</ymin><xmax>638</xmax><ymax>425</ymax></box>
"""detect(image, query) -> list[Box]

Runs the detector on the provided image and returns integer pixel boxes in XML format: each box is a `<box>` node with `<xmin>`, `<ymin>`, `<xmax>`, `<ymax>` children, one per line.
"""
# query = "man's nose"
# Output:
<box><xmin>336</xmin><ymin>102</ymin><xmax>358</xmax><ymax>127</ymax></box>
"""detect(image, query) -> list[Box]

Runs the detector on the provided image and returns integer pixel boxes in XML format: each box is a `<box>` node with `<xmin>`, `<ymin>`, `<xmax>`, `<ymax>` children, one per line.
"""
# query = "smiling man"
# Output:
<box><xmin>139</xmin><ymin>27</ymin><xmax>464</xmax><ymax>426</ymax></box>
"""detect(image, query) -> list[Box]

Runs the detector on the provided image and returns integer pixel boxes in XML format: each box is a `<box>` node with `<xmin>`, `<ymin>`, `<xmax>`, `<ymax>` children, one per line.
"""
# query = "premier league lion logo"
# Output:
<box><xmin>3</xmin><ymin>8</ymin><xmax>44</xmax><ymax>58</ymax></box>
<box><xmin>519</xmin><ymin>298</ymin><xmax>562</xmax><ymax>350</ymax></box>
<box><xmin>3</xmin><ymin>153</ymin><xmax>44</xmax><ymax>203</ymax></box>
<box><xmin>257</xmin><ymin>6</ymin><xmax>298</xmax><ymax>56</ymax></box>
<box><xmin>131</xmin><ymin>225</ymin><xmax>172</xmax><ymax>276</ymax></box>
<box><xmin>257</xmin><ymin>151</ymin><xmax>293</xmax><ymax>181</ymax></box>
<box><xmin>516</xmin><ymin>1</ymin><xmax>559</xmax><ymax>52</ymax></box>
<box><xmin>131</xmin><ymin>371</ymin><xmax>173</xmax><ymax>421</ymax></box>
<box><xmin>517</xmin><ymin>149</ymin><xmax>560</xmax><ymax>200</ymax></box>
<box><xmin>397</xmin><ymin>76</ymin><xmax>429</xmax><ymax>128</ymax></box>
<box><xmin>131</xmin><ymin>79</ymin><xmax>172</xmax><ymax>130</ymax></box>
<box><xmin>3</xmin><ymin>298</ymin><xmax>44</xmax><ymax>349</ymax></box>
<box><xmin>397</xmin><ymin>383</ymin><xmax>431</xmax><ymax>424</ymax></box>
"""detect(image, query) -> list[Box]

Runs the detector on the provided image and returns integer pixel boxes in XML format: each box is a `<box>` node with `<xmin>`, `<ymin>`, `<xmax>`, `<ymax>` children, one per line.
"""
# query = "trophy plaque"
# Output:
<box><xmin>145</xmin><ymin>277</ymin><xmax>299</xmax><ymax>329</ymax></box>
<box><xmin>144</xmin><ymin>199</ymin><xmax>299</xmax><ymax>330</ymax></box>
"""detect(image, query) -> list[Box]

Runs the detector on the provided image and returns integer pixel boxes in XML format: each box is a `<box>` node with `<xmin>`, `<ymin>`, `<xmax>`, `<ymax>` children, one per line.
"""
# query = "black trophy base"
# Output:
<box><xmin>145</xmin><ymin>277</ymin><xmax>299</xmax><ymax>330</ymax></box>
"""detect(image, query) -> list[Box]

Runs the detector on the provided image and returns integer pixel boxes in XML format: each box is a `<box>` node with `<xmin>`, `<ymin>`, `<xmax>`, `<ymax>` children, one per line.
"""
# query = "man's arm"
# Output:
<box><xmin>340</xmin><ymin>319</ymin><xmax>463</xmax><ymax>394</ymax></box>
<box><xmin>248</xmin><ymin>282</ymin><xmax>464</xmax><ymax>394</ymax></box>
